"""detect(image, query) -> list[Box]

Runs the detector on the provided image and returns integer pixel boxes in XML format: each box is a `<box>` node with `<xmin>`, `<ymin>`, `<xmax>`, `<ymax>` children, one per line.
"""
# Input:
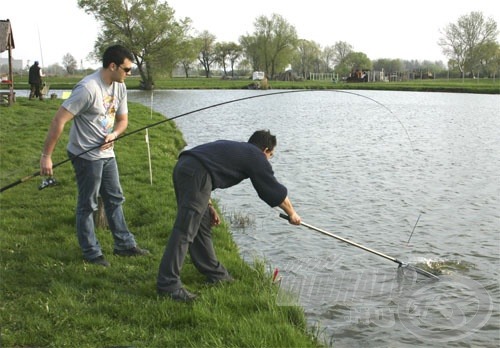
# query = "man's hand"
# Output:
<box><xmin>287</xmin><ymin>212</ymin><xmax>301</xmax><ymax>225</ymax></box>
<box><xmin>101</xmin><ymin>132</ymin><xmax>117</xmax><ymax>150</ymax></box>
<box><xmin>209</xmin><ymin>205</ymin><xmax>221</xmax><ymax>226</ymax></box>
<box><xmin>40</xmin><ymin>154</ymin><xmax>53</xmax><ymax>177</ymax></box>
<box><xmin>208</xmin><ymin>204</ymin><xmax>220</xmax><ymax>226</ymax></box>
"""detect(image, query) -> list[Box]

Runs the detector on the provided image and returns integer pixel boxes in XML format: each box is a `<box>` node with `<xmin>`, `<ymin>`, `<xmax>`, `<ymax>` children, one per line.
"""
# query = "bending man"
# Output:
<box><xmin>157</xmin><ymin>130</ymin><xmax>301</xmax><ymax>302</ymax></box>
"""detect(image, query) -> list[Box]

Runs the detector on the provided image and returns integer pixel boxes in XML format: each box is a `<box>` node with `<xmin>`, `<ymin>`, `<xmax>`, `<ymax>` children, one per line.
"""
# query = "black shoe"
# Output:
<box><xmin>85</xmin><ymin>255</ymin><xmax>110</xmax><ymax>267</ymax></box>
<box><xmin>206</xmin><ymin>275</ymin><xmax>234</xmax><ymax>285</ymax></box>
<box><xmin>158</xmin><ymin>287</ymin><xmax>198</xmax><ymax>302</ymax></box>
<box><xmin>113</xmin><ymin>246</ymin><xmax>150</xmax><ymax>257</ymax></box>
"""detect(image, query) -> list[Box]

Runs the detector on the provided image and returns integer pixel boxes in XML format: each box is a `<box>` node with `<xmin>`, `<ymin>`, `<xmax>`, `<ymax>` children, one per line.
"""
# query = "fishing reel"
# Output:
<box><xmin>39</xmin><ymin>177</ymin><xmax>58</xmax><ymax>190</ymax></box>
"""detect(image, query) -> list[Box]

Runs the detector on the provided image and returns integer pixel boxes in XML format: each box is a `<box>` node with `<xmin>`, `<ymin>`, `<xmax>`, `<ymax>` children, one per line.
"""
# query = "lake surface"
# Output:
<box><xmin>128</xmin><ymin>89</ymin><xmax>499</xmax><ymax>347</ymax></box>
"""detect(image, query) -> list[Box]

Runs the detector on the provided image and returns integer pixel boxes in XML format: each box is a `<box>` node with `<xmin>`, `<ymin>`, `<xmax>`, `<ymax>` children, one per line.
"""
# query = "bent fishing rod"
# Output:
<box><xmin>279</xmin><ymin>213</ymin><xmax>438</xmax><ymax>280</ymax></box>
<box><xmin>1</xmin><ymin>89</ymin><xmax>411</xmax><ymax>193</ymax></box>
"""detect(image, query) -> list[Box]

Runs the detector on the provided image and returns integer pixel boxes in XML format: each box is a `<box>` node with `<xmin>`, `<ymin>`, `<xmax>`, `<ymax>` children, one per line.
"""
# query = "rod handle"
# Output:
<box><xmin>279</xmin><ymin>213</ymin><xmax>290</xmax><ymax>221</ymax></box>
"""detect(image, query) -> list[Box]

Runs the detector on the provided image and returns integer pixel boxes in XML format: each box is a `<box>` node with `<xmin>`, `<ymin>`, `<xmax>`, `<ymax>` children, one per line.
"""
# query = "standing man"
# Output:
<box><xmin>28</xmin><ymin>61</ymin><xmax>44</xmax><ymax>100</ymax></box>
<box><xmin>40</xmin><ymin>45</ymin><xmax>148</xmax><ymax>267</ymax></box>
<box><xmin>157</xmin><ymin>130</ymin><xmax>301</xmax><ymax>302</ymax></box>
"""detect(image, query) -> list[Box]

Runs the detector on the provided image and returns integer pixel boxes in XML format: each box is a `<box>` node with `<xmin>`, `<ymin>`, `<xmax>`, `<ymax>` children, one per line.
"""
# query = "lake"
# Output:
<box><xmin>128</xmin><ymin>89</ymin><xmax>500</xmax><ymax>348</ymax></box>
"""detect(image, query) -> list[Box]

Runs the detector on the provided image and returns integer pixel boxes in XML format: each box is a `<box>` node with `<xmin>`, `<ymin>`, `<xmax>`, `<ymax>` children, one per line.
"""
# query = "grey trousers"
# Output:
<box><xmin>157</xmin><ymin>155</ymin><xmax>229</xmax><ymax>292</ymax></box>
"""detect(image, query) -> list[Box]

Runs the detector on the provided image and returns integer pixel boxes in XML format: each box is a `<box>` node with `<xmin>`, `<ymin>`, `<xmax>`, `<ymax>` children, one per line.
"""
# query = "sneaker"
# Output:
<box><xmin>206</xmin><ymin>275</ymin><xmax>234</xmax><ymax>285</ymax></box>
<box><xmin>158</xmin><ymin>287</ymin><xmax>198</xmax><ymax>302</ymax></box>
<box><xmin>85</xmin><ymin>255</ymin><xmax>110</xmax><ymax>267</ymax></box>
<box><xmin>113</xmin><ymin>246</ymin><xmax>150</xmax><ymax>257</ymax></box>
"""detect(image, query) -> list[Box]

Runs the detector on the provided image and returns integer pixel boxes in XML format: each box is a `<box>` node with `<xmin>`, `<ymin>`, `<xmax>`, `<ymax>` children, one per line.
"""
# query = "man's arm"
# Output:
<box><xmin>113</xmin><ymin>112</ymin><xmax>128</xmax><ymax>137</ymax></box>
<box><xmin>40</xmin><ymin>106</ymin><xmax>74</xmax><ymax>176</ymax></box>
<box><xmin>279</xmin><ymin>196</ymin><xmax>301</xmax><ymax>225</ymax></box>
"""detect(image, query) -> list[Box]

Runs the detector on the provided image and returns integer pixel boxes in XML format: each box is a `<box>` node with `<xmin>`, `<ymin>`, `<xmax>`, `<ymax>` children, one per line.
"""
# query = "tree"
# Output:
<box><xmin>240</xmin><ymin>14</ymin><xmax>298</xmax><ymax>79</ymax></box>
<box><xmin>214</xmin><ymin>42</ymin><xmax>242</xmax><ymax>77</ymax></box>
<box><xmin>476</xmin><ymin>42</ymin><xmax>500</xmax><ymax>78</ymax></box>
<box><xmin>321</xmin><ymin>45</ymin><xmax>336</xmax><ymax>73</ymax></box>
<box><xmin>178</xmin><ymin>37</ymin><xmax>200</xmax><ymax>78</ymax></box>
<box><xmin>292</xmin><ymin>39</ymin><xmax>322</xmax><ymax>79</ymax></box>
<box><xmin>78</xmin><ymin>0</ymin><xmax>191</xmax><ymax>90</ymax></box>
<box><xmin>196</xmin><ymin>31</ymin><xmax>217</xmax><ymax>78</ymax></box>
<box><xmin>438</xmin><ymin>11</ymin><xmax>499</xmax><ymax>79</ymax></box>
<box><xmin>62</xmin><ymin>53</ymin><xmax>78</xmax><ymax>74</ymax></box>
<box><xmin>373</xmin><ymin>58</ymin><xmax>404</xmax><ymax>75</ymax></box>
<box><xmin>334</xmin><ymin>51</ymin><xmax>372</xmax><ymax>79</ymax></box>
<box><xmin>344</xmin><ymin>52</ymin><xmax>372</xmax><ymax>73</ymax></box>
<box><xmin>45</xmin><ymin>63</ymin><xmax>66</xmax><ymax>76</ymax></box>
<box><xmin>402</xmin><ymin>60</ymin><xmax>446</xmax><ymax>79</ymax></box>
<box><xmin>329</xmin><ymin>41</ymin><xmax>354</xmax><ymax>77</ymax></box>
<box><xmin>331</xmin><ymin>41</ymin><xmax>353</xmax><ymax>67</ymax></box>
<box><xmin>239</xmin><ymin>35</ymin><xmax>261</xmax><ymax>72</ymax></box>
<box><xmin>226</xmin><ymin>43</ymin><xmax>243</xmax><ymax>77</ymax></box>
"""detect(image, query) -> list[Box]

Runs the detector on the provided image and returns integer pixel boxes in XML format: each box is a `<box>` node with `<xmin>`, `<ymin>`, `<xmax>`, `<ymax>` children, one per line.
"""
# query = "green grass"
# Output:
<box><xmin>0</xmin><ymin>99</ymin><xmax>321</xmax><ymax>347</ymax></box>
<box><xmin>4</xmin><ymin>74</ymin><xmax>500</xmax><ymax>94</ymax></box>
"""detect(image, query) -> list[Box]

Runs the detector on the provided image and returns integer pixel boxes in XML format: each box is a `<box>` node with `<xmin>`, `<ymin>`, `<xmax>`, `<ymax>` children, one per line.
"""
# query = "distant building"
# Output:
<box><xmin>0</xmin><ymin>57</ymin><xmax>23</xmax><ymax>72</ymax></box>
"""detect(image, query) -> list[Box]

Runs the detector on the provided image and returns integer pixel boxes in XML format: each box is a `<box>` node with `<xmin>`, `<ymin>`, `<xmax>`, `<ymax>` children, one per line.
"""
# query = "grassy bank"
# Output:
<box><xmin>0</xmin><ymin>99</ymin><xmax>320</xmax><ymax>347</ymax></box>
<box><xmin>5</xmin><ymin>75</ymin><xmax>500</xmax><ymax>94</ymax></box>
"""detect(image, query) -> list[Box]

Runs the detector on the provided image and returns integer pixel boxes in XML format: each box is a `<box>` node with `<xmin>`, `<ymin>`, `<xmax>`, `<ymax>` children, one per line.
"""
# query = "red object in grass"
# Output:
<box><xmin>272</xmin><ymin>268</ymin><xmax>279</xmax><ymax>282</ymax></box>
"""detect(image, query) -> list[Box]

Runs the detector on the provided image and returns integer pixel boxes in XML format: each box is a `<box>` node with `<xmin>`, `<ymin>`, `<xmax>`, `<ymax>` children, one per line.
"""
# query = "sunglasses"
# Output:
<box><xmin>118</xmin><ymin>65</ymin><xmax>132</xmax><ymax>73</ymax></box>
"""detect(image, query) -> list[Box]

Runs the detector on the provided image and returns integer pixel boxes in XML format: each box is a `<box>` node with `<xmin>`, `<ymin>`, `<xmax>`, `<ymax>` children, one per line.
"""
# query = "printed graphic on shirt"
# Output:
<box><xmin>99</xmin><ymin>94</ymin><xmax>116</xmax><ymax>134</ymax></box>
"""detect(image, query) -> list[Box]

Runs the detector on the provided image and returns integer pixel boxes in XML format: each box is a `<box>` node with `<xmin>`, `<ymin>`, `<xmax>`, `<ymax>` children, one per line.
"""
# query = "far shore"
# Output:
<box><xmin>3</xmin><ymin>75</ymin><xmax>499</xmax><ymax>94</ymax></box>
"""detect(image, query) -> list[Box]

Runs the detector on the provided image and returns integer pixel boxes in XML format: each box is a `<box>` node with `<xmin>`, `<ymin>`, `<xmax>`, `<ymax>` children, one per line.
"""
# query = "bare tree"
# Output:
<box><xmin>62</xmin><ymin>53</ymin><xmax>78</xmax><ymax>74</ymax></box>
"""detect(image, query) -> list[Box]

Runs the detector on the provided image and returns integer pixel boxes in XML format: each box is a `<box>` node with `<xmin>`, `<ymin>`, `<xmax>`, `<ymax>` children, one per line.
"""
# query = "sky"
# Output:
<box><xmin>2</xmin><ymin>0</ymin><xmax>499</xmax><ymax>69</ymax></box>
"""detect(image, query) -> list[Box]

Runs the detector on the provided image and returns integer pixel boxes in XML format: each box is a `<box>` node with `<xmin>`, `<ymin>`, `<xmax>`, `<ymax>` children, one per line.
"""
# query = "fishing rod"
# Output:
<box><xmin>37</xmin><ymin>25</ymin><xmax>45</xmax><ymax>71</ymax></box>
<box><xmin>279</xmin><ymin>213</ymin><xmax>439</xmax><ymax>280</ymax></box>
<box><xmin>37</xmin><ymin>25</ymin><xmax>49</xmax><ymax>96</ymax></box>
<box><xmin>1</xmin><ymin>89</ymin><xmax>412</xmax><ymax>193</ymax></box>
<box><xmin>406</xmin><ymin>213</ymin><xmax>422</xmax><ymax>246</ymax></box>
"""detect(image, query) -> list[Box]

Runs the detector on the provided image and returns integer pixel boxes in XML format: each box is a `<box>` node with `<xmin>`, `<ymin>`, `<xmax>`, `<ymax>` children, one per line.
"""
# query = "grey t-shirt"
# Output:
<box><xmin>63</xmin><ymin>70</ymin><xmax>128</xmax><ymax>160</ymax></box>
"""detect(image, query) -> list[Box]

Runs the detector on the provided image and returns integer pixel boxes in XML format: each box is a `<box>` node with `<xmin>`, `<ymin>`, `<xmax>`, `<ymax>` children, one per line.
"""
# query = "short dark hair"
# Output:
<box><xmin>248</xmin><ymin>130</ymin><xmax>277</xmax><ymax>151</ymax></box>
<box><xmin>102</xmin><ymin>45</ymin><xmax>134</xmax><ymax>68</ymax></box>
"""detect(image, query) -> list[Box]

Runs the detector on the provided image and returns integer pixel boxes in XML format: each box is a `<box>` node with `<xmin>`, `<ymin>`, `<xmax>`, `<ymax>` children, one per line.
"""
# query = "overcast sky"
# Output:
<box><xmin>2</xmin><ymin>0</ymin><xmax>499</xmax><ymax>69</ymax></box>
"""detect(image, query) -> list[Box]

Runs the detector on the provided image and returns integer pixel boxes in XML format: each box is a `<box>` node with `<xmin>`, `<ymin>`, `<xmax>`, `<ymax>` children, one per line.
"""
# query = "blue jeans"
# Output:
<box><xmin>69</xmin><ymin>152</ymin><xmax>136</xmax><ymax>260</ymax></box>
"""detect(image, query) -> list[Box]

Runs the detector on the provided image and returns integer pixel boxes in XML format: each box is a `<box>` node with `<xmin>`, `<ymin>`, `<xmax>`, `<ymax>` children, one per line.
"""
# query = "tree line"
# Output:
<box><xmin>69</xmin><ymin>1</ymin><xmax>499</xmax><ymax>89</ymax></box>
